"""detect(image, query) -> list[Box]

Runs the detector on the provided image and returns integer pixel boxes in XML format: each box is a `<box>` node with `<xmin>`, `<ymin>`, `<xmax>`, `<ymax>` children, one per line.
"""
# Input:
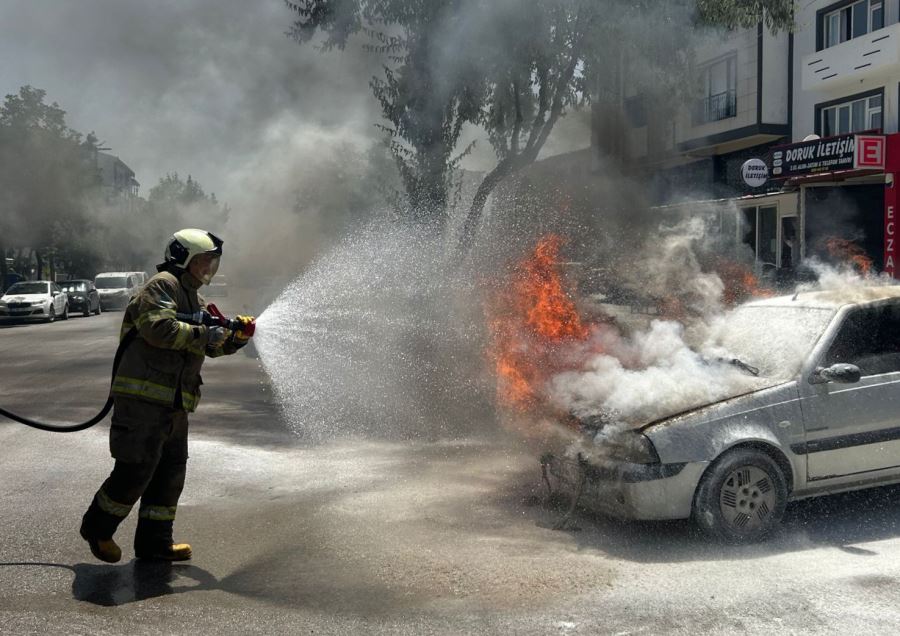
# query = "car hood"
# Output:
<box><xmin>1</xmin><ymin>294</ymin><xmax>50</xmax><ymax>302</ymax></box>
<box><xmin>638</xmin><ymin>379</ymin><xmax>795</xmax><ymax>432</ymax></box>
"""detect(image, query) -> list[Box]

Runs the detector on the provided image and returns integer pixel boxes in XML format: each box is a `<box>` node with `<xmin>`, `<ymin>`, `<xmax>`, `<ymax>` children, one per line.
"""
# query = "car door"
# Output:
<box><xmin>51</xmin><ymin>283</ymin><xmax>64</xmax><ymax>313</ymax></box>
<box><xmin>798</xmin><ymin>302</ymin><xmax>900</xmax><ymax>481</ymax></box>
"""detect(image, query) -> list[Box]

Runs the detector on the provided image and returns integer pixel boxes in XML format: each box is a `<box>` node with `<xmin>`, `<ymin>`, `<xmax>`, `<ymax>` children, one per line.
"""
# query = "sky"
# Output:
<box><xmin>0</xmin><ymin>0</ymin><xmax>592</xmax><ymax>206</ymax></box>
<box><xmin>0</xmin><ymin>0</ymin><xmax>384</xmax><ymax>203</ymax></box>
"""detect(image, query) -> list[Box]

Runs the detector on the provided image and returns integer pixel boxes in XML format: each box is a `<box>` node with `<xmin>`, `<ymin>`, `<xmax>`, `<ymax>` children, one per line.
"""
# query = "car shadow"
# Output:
<box><xmin>0</xmin><ymin>560</ymin><xmax>219</xmax><ymax>606</ymax></box>
<box><xmin>0</xmin><ymin>320</ymin><xmax>37</xmax><ymax>329</ymax></box>
<box><xmin>513</xmin><ymin>478</ymin><xmax>900</xmax><ymax>563</ymax></box>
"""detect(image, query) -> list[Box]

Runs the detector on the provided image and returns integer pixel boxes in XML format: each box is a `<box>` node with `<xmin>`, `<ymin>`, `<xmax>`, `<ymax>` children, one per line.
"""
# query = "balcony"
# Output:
<box><xmin>803</xmin><ymin>22</ymin><xmax>900</xmax><ymax>91</ymax></box>
<box><xmin>693</xmin><ymin>90</ymin><xmax>737</xmax><ymax>125</ymax></box>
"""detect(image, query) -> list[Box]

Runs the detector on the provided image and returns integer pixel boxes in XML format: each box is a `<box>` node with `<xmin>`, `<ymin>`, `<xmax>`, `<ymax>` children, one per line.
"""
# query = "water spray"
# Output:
<box><xmin>0</xmin><ymin>304</ymin><xmax>256</xmax><ymax>432</ymax></box>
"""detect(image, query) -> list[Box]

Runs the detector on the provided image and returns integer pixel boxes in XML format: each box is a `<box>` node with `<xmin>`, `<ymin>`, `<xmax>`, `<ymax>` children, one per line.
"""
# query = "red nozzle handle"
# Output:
<box><xmin>206</xmin><ymin>303</ymin><xmax>255</xmax><ymax>337</ymax></box>
<box><xmin>206</xmin><ymin>303</ymin><xmax>228</xmax><ymax>326</ymax></box>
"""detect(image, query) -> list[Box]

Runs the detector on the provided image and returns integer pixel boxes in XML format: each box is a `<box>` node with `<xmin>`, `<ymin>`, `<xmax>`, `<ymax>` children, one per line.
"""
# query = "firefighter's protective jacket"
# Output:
<box><xmin>111</xmin><ymin>269</ymin><xmax>243</xmax><ymax>412</ymax></box>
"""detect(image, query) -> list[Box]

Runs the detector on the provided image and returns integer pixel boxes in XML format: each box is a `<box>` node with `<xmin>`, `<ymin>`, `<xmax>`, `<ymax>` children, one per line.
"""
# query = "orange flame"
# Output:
<box><xmin>714</xmin><ymin>259</ymin><xmax>775</xmax><ymax>307</ymax></box>
<box><xmin>488</xmin><ymin>235</ymin><xmax>590</xmax><ymax>411</ymax></box>
<box><xmin>825</xmin><ymin>237</ymin><xmax>873</xmax><ymax>275</ymax></box>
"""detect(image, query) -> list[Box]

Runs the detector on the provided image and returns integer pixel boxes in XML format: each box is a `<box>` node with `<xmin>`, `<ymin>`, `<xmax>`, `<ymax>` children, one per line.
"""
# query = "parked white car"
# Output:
<box><xmin>0</xmin><ymin>280</ymin><xmax>69</xmax><ymax>322</ymax></box>
<box><xmin>547</xmin><ymin>286</ymin><xmax>900</xmax><ymax>543</ymax></box>
<box><xmin>94</xmin><ymin>272</ymin><xmax>140</xmax><ymax>310</ymax></box>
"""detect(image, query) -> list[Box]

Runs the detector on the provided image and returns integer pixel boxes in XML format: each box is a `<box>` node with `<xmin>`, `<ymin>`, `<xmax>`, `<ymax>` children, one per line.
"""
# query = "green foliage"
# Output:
<box><xmin>287</xmin><ymin>0</ymin><xmax>794</xmax><ymax>238</ymax></box>
<box><xmin>0</xmin><ymin>86</ymin><xmax>97</xmax><ymax>280</ymax></box>
<box><xmin>696</xmin><ymin>0</ymin><xmax>794</xmax><ymax>32</ymax></box>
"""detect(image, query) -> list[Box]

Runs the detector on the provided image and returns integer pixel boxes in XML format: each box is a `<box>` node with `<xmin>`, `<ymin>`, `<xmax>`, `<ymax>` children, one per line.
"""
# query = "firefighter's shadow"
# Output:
<box><xmin>71</xmin><ymin>560</ymin><xmax>218</xmax><ymax>606</ymax></box>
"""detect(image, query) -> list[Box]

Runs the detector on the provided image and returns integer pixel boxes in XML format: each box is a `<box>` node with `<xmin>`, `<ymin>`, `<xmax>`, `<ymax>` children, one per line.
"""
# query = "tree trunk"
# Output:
<box><xmin>0</xmin><ymin>240</ymin><xmax>7</xmax><ymax>293</ymax></box>
<box><xmin>34</xmin><ymin>249</ymin><xmax>43</xmax><ymax>281</ymax></box>
<box><xmin>457</xmin><ymin>158</ymin><xmax>517</xmax><ymax>251</ymax></box>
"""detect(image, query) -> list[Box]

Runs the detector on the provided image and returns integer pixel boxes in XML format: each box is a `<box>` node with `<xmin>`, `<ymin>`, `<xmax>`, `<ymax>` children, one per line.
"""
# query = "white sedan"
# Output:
<box><xmin>0</xmin><ymin>281</ymin><xmax>69</xmax><ymax>322</ymax></box>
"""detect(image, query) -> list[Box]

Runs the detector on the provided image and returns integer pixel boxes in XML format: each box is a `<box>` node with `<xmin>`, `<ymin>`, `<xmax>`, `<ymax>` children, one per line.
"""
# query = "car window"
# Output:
<box><xmin>61</xmin><ymin>282</ymin><xmax>88</xmax><ymax>292</ymax></box>
<box><xmin>7</xmin><ymin>282</ymin><xmax>49</xmax><ymax>294</ymax></box>
<box><xmin>95</xmin><ymin>276</ymin><xmax>127</xmax><ymax>289</ymax></box>
<box><xmin>824</xmin><ymin>304</ymin><xmax>900</xmax><ymax>376</ymax></box>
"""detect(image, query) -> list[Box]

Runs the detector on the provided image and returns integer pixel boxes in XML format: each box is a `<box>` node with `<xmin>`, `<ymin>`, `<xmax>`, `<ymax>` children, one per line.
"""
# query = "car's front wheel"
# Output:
<box><xmin>46</xmin><ymin>306</ymin><xmax>55</xmax><ymax>323</ymax></box>
<box><xmin>692</xmin><ymin>448</ymin><xmax>788</xmax><ymax>543</ymax></box>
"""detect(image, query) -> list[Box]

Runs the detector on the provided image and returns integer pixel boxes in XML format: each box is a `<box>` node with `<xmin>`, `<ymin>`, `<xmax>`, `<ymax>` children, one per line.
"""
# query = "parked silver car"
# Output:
<box><xmin>547</xmin><ymin>286</ymin><xmax>900</xmax><ymax>542</ymax></box>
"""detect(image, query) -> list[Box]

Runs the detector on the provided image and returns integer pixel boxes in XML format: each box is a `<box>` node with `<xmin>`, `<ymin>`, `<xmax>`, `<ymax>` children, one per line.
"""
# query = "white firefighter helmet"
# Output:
<box><xmin>163</xmin><ymin>229</ymin><xmax>223</xmax><ymax>280</ymax></box>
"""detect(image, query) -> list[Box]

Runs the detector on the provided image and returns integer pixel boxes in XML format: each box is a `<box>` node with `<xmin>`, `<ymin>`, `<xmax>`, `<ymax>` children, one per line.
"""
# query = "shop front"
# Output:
<box><xmin>770</xmin><ymin>131</ymin><xmax>897</xmax><ymax>276</ymax></box>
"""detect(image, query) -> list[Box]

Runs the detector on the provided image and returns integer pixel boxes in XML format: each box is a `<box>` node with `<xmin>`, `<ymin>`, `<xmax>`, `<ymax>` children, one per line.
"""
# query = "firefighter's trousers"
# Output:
<box><xmin>81</xmin><ymin>397</ymin><xmax>189</xmax><ymax>550</ymax></box>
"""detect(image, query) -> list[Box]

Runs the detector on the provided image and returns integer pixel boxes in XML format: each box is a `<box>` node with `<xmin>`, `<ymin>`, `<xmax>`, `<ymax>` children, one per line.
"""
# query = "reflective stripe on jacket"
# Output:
<box><xmin>111</xmin><ymin>269</ymin><xmax>241</xmax><ymax>412</ymax></box>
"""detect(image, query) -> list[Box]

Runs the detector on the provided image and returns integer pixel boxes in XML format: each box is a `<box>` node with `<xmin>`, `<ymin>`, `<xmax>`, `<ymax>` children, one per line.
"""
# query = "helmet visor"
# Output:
<box><xmin>193</xmin><ymin>253</ymin><xmax>220</xmax><ymax>285</ymax></box>
<box><xmin>204</xmin><ymin>255</ymin><xmax>221</xmax><ymax>284</ymax></box>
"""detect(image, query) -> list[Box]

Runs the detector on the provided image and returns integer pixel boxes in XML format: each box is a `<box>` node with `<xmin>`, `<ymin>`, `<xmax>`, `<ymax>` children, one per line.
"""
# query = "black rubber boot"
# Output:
<box><xmin>80</xmin><ymin>499</ymin><xmax>124</xmax><ymax>564</ymax></box>
<box><xmin>134</xmin><ymin>518</ymin><xmax>192</xmax><ymax>561</ymax></box>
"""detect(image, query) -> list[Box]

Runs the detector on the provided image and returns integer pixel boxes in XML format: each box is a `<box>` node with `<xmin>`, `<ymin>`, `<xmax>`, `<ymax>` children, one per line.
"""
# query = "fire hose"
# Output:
<box><xmin>0</xmin><ymin>304</ymin><xmax>254</xmax><ymax>433</ymax></box>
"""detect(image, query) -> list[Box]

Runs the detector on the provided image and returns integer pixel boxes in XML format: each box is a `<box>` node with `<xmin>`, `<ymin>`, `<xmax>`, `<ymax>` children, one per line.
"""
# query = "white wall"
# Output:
<box><xmin>762</xmin><ymin>27</ymin><xmax>790</xmax><ymax>124</ymax></box>
<box><xmin>792</xmin><ymin>0</ymin><xmax>900</xmax><ymax>141</ymax></box>
<box><xmin>674</xmin><ymin>28</ymin><xmax>759</xmax><ymax>144</ymax></box>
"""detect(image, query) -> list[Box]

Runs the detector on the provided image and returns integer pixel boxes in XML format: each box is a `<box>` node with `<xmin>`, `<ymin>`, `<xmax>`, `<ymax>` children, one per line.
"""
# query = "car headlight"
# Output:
<box><xmin>32</xmin><ymin>301</ymin><xmax>46</xmax><ymax>306</ymax></box>
<box><xmin>604</xmin><ymin>431</ymin><xmax>660</xmax><ymax>464</ymax></box>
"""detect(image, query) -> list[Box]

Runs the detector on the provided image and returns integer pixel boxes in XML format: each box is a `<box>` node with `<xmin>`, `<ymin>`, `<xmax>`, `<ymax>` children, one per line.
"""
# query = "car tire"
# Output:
<box><xmin>62</xmin><ymin>303</ymin><xmax>69</xmax><ymax>320</ymax></box>
<box><xmin>83</xmin><ymin>303</ymin><xmax>91</xmax><ymax>317</ymax></box>
<box><xmin>46</xmin><ymin>306</ymin><xmax>55</xmax><ymax>323</ymax></box>
<box><xmin>692</xmin><ymin>448</ymin><xmax>788</xmax><ymax>543</ymax></box>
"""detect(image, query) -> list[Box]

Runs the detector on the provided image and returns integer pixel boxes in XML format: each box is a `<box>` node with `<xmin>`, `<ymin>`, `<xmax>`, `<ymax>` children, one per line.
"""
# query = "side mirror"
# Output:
<box><xmin>811</xmin><ymin>363</ymin><xmax>861</xmax><ymax>385</ymax></box>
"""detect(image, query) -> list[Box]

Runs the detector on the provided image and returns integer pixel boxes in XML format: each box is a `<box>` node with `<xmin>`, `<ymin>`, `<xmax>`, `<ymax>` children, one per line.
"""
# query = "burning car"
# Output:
<box><xmin>546</xmin><ymin>286</ymin><xmax>900</xmax><ymax>543</ymax></box>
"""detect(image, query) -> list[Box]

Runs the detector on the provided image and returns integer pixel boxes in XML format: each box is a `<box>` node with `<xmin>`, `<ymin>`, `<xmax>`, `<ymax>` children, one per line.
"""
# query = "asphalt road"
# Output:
<box><xmin>3</xmin><ymin>305</ymin><xmax>900</xmax><ymax>634</ymax></box>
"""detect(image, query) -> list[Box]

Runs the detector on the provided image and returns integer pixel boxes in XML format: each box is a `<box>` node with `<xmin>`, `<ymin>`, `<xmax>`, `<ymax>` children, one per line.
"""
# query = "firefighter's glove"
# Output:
<box><xmin>207</xmin><ymin>326</ymin><xmax>227</xmax><ymax>347</ymax></box>
<box><xmin>233</xmin><ymin>315</ymin><xmax>256</xmax><ymax>342</ymax></box>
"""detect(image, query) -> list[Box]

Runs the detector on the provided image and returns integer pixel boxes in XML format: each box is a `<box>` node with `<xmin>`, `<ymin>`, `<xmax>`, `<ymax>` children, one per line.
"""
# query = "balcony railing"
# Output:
<box><xmin>693</xmin><ymin>89</ymin><xmax>737</xmax><ymax>125</ymax></box>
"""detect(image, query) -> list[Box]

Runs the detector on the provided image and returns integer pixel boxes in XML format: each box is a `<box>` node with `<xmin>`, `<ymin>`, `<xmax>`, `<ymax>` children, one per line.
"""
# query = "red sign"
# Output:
<box><xmin>855</xmin><ymin>135</ymin><xmax>886</xmax><ymax>169</ymax></box>
<box><xmin>884</xmin><ymin>135</ymin><xmax>900</xmax><ymax>278</ymax></box>
<box><xmin>886</xmin><ymin>192</ymin><xmax>897</xmax><ymax>277</ymax></box>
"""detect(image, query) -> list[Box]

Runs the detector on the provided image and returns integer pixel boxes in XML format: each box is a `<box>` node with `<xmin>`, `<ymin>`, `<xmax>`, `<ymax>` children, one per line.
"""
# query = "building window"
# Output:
<box><xmin>822</xmin><ymin>1</ymin><xmax>884</xmax><ymax>49</ymax></box>
<box><xmin>743</xmin><ymin>206</ymin><xmax>779</xmax><ymax>268</ymax></box>
<box><xmin>819</xmin><ymin>92</ymin><xmax>882</xmax><ymax>136</ymax></box>
<box><xmin>694</xmin><ymin>55</ymin><xmax>737</xmax><ymax>125</ymax></box>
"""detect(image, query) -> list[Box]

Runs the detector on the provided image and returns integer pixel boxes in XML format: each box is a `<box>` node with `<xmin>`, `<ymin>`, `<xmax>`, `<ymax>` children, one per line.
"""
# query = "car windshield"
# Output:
<box><xmin>61</xmin><ymin>282</ymin><xmax>87</xmax><ymax>292</ymax></box>
<box><xmin>5</xmin><ymin>282</ymin><xmax>48</xmax><ymax>295</ymax></box>
<box><xmin>704</xmin><ymin>305</ymin><xmax>836</xmax><ymax>380</ymax></box>
<box><xmin>95</xmin><ymin>277</ymin><xmax>127</xmax><ymax>289</ymax></box>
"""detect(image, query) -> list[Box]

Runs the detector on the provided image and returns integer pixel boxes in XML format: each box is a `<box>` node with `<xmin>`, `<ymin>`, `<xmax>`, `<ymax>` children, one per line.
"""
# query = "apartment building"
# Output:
<box><xmin>615</xmin><ymin>2</ymin><xmax>900</xmax><ymax>280</ymax></box>
<box><xmin>618</xmin><ymin>25</ymin><xmax>791</xmax><ymax>202</ymax></box>
<box><xmin>791</xmin><ymin>0</ymin><xmax>899</xmax><ymax>275</ymax></box>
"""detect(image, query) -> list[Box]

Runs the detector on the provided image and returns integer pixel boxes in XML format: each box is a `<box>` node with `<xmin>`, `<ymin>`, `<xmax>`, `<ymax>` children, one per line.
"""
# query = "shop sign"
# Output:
<box><xmin>771</xmin><ymin>133</ymin><xmax>885</xmax><ymax>178</ymax></box>
<box><xmin>740</xmin><ymin>158</ymin><xmax>768</xmax><ymax>188</ymax></box>
<box><xmin>855</xmin><ymin>135</ymin><xmax>886</xmax><ymax>169</ymax></box>
<box><xmin>885</xmin><ymin>200</ymin><xmax>896</xmax><ymax>277</ymax></box>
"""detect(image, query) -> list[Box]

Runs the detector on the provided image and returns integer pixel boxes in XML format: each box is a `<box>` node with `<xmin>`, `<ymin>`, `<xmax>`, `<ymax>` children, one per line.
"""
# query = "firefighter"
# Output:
<box><xmin>80</xmin><ymin>229</ymin><xmax>255</xmax><ymax>563</ymax></box>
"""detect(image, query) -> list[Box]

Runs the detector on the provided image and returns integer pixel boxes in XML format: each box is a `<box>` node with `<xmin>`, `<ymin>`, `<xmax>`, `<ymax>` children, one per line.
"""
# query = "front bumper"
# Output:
<box><xmin>547</xmin><ymin>454</ymin><xmax>709</xmax><ymax>520</ymax></box>
<box><xmin>0</xmin><ymin>305</ymin><xmax>49</xmax><ymax>320</ymax></box>
<box><xmin>99</xmin><ymin>295</ymin><xmax>127</xmax><ymax>309</ymax></box>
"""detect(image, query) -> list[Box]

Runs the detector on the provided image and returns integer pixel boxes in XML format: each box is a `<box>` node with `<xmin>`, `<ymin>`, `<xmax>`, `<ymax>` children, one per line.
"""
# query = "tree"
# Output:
<box><xmin>286</xmin><ymin>0</ymin><xmax>794</xmax><ymax>247</ymax></box>
<box><xmin>0</xmin><ymin>86</ymin><xmax>98</xmax><ymax>286</ymax></box>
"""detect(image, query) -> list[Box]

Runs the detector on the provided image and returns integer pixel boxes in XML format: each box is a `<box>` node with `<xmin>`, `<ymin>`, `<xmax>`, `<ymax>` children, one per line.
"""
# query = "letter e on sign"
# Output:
<box><xmin>855</xmin><ymin>135</ymin><xmax>886</xmax><ymax>169</ymax></box>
